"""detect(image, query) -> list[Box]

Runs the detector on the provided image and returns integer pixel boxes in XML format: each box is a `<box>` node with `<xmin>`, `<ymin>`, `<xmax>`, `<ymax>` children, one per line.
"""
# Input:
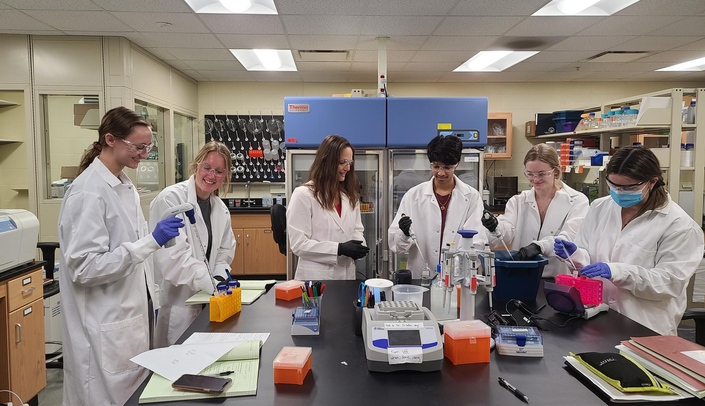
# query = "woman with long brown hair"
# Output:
<box><xmin>287</xmin><ymin>135</ymin><xmax>369</xmax><ymax>280</ymax></box>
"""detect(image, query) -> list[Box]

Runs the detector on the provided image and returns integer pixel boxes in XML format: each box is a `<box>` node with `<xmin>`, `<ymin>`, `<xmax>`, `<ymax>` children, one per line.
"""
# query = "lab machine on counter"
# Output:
<box><xmin>284</xmin><ymin>96</ymin><xmax>489</xmax><ymax>279</ymax></box>
<box><xmin>361</xmin><ymin>300</ymin><xmax>443</xmax><ymax>372</ymax></box>
<box><xmin>0</xmin><ymin>209</ymin><xmax>39</xmax><ymax>273</ymax></box>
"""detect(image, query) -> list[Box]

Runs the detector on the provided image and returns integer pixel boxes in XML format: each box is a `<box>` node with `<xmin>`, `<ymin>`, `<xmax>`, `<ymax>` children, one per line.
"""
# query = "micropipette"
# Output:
<box><xmin>483</xmin><ymin>210</ymin><xmax>514</xmax><ymax>260</ymax></box>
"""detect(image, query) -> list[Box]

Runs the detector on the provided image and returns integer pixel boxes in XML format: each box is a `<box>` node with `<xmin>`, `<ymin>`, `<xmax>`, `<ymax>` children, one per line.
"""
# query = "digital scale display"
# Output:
<box><xmin>0</xmin><ymin>217</ymin><xmax>17</xmax><ymax>233</ymax></box>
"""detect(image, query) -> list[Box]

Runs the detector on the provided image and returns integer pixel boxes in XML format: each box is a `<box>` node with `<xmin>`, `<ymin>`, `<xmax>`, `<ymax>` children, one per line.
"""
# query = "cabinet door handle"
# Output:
<box><xmin>246</xmin><ymin>234</ymin><xmax>250</xmax><ymax>244</ymax></box>
<box><xmin>21</xmin><ymin>286</ymin><xmax>36</xmax><ymax>295</ymax></box>
<box><xmin>15</xmin><ymin>323</ymin><xmax>22</xmax><ymax>344</ymax></box>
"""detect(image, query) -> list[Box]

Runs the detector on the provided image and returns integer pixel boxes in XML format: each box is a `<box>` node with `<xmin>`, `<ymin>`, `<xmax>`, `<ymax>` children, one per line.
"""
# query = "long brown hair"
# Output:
<box><xmin>307</xmin><ymin>135</ymin><xmax>360</xmax><ymax>210</ymax></box>
<box><xmin>188</xmin><ymin>141</ymin><xmax>232</xmax><ymax>196</ymax></box>
<box><xmin>606</xmin><ymin>146</ymin><xmax>667</xmax><ymax>218</ymax></box>
<box><xmin>524</xmin><ymin>143</ymin><xmax>562</xmax><ymax>180</ymax></box>
<box><xmin>77</xmin><ymin>106</ymin><xmax>151</xmax><ymax>176</ymax></box>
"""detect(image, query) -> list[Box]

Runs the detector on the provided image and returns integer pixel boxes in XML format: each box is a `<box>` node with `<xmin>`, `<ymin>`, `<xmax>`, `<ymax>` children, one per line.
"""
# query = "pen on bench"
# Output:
<box><xmin>498</xmin><ymin>377</ymin><xmax>529</xmax><ymax>403</ymax></box>
<box><xmin>205</xmin><ymin>371</ymin><xmax>234</xmax><ymax>377</ymax></box>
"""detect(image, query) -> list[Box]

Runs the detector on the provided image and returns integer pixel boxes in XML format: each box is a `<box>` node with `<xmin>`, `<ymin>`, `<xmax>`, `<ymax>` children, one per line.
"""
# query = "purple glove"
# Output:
<box><xmin>554</xmin><ymin>239</ymin><xmax>577</xmax><ymax>259</ymax></box>
<box><xmin>581</xmin><ymin>262</ymin><xmax>612</xmax><ymax>279</ymax></box>
<box><xmin>152</xmin><ymin>217</ymin><xmax>184</xmax><ymax>246</ymax></box>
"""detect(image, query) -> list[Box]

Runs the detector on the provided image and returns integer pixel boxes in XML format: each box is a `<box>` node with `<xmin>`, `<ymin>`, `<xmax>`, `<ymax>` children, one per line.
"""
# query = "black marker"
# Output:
<box><xmin>498</xmin><ymin>377</ymin><xmax>529</xmax><ymax>403</ymax></box>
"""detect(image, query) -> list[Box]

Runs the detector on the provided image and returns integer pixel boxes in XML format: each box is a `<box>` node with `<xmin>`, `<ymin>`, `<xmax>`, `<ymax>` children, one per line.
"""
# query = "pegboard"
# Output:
<box><xmin>203</xmin><ymin>113</ymin><xmax>285</xmax><ymax>183</ymax></box>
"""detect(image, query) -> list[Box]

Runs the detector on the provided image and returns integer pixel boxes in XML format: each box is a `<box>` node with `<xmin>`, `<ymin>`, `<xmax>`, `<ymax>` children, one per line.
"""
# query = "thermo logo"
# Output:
<box><xmin>287</xmin><ymin>104</ymin><xmax>309</xmax><ymax>113</ymax></box>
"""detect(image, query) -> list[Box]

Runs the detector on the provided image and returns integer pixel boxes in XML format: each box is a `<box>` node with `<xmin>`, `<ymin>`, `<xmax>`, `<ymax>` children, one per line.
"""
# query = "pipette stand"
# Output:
<box><xmin>440</xmin><ymin>230</ymin><xmax>496</xmax><ymax>321</ymax></box>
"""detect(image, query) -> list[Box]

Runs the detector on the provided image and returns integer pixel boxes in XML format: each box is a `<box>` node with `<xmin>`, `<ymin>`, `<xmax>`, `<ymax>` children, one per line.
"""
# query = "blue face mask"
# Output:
<box><xmin>610</xmin><ymin>189</ymin><xmax>643</xmax><ymax>208</ymax></box>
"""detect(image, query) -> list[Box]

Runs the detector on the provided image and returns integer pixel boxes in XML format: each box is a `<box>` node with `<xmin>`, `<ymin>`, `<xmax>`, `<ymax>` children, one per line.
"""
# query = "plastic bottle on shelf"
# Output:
<box><xmin>613</xmin><ymin>110</ymin><xmax>623</xmax><ymax>127</ymax></box>
<box><xmin>684</xmin><ymin>143</ymin><xmax>694</xmax><ymax>167</ymax></box>
<box><xmin>685</xmin><ymin>99</ymin><xmax>696</xmax><ymax>125</ymax></box>
<box><xmin>606</xmin><ymin>111</ymin><xmax>615</xmax><ymax>128</ymax></box>
<box><xmin>275</xmin><ymin>193</ymin><xmax>283</xmax><ymax>205</ymax></box>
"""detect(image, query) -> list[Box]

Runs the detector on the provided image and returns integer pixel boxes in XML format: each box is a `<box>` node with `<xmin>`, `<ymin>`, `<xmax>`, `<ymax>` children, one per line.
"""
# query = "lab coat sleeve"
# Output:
<box><xmin>60</xmin><ymin>191</ymin><xmax>160</xmax><ymax>287</ymax></box>
<box><xmin>353</xmin><ymin>200</ymin><xmax>366</xmax><ymax>244</ymax></box>
<box><xmin>609</xmin><ymin>222</ymin><xmax>704</xmax><ymax>302</ymax></box>
<box><xmin>535</xmin><ymin>193</ymin><xmax>589</xmax><ymax>257</ymax></box>
<box><xmin>149</xmin><ymin>194</ymin><xmax>217</xmax><ymax>294</ymax></box>
<box><xmin>491</xmin><ymin>195</ymin><xmax>519</xmax><ymax>249</ymax></box>
<box><xmin>287</xmin><ymin>187</ymin><xmax>339</xmax><ymax>265</ymax></box>
<box><xmin>388</xmin><ymin>193</ymin><xmax>413</xmax><ymax>254</ymax></box>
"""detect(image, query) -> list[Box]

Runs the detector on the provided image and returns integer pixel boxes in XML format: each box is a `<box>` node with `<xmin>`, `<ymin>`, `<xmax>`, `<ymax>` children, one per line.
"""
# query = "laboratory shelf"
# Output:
<box><xmin>0</xmin><ymin>139</ymin><xmax>22</xmax><ymax>144</ymax></box>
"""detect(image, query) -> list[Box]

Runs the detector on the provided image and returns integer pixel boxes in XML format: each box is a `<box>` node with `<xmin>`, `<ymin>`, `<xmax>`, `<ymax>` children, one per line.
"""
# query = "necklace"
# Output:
<box><xmin>436</xmin><ymin>192</ymin><xmax>451</xmax><ymax>211</ymax></box>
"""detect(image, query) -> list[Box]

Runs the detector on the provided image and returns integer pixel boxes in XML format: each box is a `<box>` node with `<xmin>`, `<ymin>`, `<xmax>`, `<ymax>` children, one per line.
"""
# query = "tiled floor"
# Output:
<box><xmin>38</xmin><ymin>369</ymin><xmax>62</xmax><ymax>406</ymax></box>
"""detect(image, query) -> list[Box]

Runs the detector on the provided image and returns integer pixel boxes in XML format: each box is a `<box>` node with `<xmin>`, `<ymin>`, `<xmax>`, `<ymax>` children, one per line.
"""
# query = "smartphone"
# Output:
<box><xmin>171</xmin><ymin>374</ymin><xmax>232</xmax><ymax>393</ymax></box>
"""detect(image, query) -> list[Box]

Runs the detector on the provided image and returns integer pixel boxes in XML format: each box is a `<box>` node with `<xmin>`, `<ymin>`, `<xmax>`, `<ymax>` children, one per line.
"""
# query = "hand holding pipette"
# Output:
<box><xmin>400</xmin><ymin>214</ymin><xmax>432</xmax><ymax>282</ymax></box>
<box><xmin>554</xmin><ymin>238</ymin><xmax>579</xmax><ymax>276</ymax></box>
<box><xmin>481</xmin><ymin>209</ymin><xmax>514</xmax><ymax>260</ymax></box>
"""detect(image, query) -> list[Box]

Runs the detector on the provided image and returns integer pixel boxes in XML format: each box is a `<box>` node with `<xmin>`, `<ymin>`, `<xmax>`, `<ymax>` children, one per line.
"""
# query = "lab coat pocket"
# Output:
<box><xmin>100</xmin><ymin>315</ymin><xmax>147</xmax><ymax>374</ymax></box>
<box><xmin>167</xmin><ymin>305</ymin><xmax>199</xmax><ymax>344</ymax></box>
<box><xmin>626</xmin><ymin>241</ymin><xmax>657</xmax><ymax>267</ymax></box>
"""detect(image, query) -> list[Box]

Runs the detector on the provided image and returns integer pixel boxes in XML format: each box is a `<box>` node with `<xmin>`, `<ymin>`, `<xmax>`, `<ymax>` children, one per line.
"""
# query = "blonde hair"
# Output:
<box><xmin>188</xmin><ymin>141</ymin><xmax>232</xmax><ymax>196</ymax></box>
<box><xmin>524</xmin><ymin>143</ymin><xmax>562</xmax><ymax>180</ymax></box>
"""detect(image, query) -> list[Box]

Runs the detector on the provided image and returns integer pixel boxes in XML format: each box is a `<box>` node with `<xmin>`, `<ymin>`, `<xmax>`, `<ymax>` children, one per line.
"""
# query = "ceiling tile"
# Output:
<box><xmin>616</xmin><ymin>0</ymin><xmax>705</xmax><ymax>16</ymax></box>
<box><xmin>529</xmin><ymin>50</ymin><xmax>599</xmax><ymax>63</ymax></box>
<box><xmin>179</xmin><ymin>69</ymin><xmax>208</xmax><ymax>81</ymax></box>
<box><xmin>140</xmin><ymin>32</ymin><xmax>223</xmax><ymax>48</ymax></box>
<box><xmin>610</xmin><ymin>36</ymin><xmax>702</xmax><ymax>52</ymax></box>
<box><xmin>356</xmin><ymin>36</ymin><xmax>428</xmax><ymax>50</ymax></box>
<box><xmin>112</xmin><ymin>12</ymin><xmax>210</xmax><ymax>33</ymax></box>
<box><xmin>402</xmin><ymin>61</ymin><xmax>463</xmax><ymax>72</ymax></box>
<box><xmin>254</xmin><ymin>71</ymin><xmax>303</xmax><ymax>81</ymax></box>
<box><xmin>282</xmin><ymin>15</ymin><xmax>363</xmax><ymax>35</ymax></box>
<box><xmin>505</xmin><ymin>16</ymin><xmax>599</xmax><ymax>37</ymax></box>
<box><xmin>197</xmin><ymin>14</ymin><xmax>285</xmax><ymax>35</ymax></box>
<box><xmin>352</xmin><ymin>50</ymin><xmax>415</xmax><ymax>62</ymax></box>
<box><xmin>216</xmin><ymin>34</ymin><xmax>289</xmax><ymax>49</ymax></box>
<box><xmin>165</xmin><ymin>47</ymin><xmax>236</xmax><ymax>61</ymax></box>
<box><xmin>296</xmin><ymin>61</ymin><xmax>351</xmax><ymax>71</ymax></box>
<box><xmin>362</xmin><ymin>16</ymin><xmax>444</xmax><ymax>36</ymax></box>
<box><xmin>451</xmin><ymin>0</ymin><xmax>549</xmax><ymax>16</ymax></box>
<box><xmin>548</xmin><ymin>35</ymin><xmax>637</xmax><ymax>51</ymax></box>
<box><xmin>25</xmin><ymin>10</ymin><xmax>133</xmax><ymax>31</ymax></box>
<box><xmin>387</xmin><ymin>71</ymin><xmax>446</xmax><ymax>82</ymax></box>
<box><xmin>647</xmin><ymin>17</ymin><xmax>705</xmax><ymax>36</ymax></box>
<box><xmin>184</xmin><ymin>60</ymin><xmax>246</xmax><ymax>70</ymax></box>
<box><xmin>366</xmin><ymin>0</ymin><xmax>458</xmax><ymax>16</ymax></box>
<box><xmin>434</xmin><ymin>16</ymin><xmax>524</xmax><ymax>36</ymax></box>
<box><xmin>92</xmin><ymin>0</ymin><xmax>194</xmax><ymax>12</ymax></box>
<box><xmin>578</xmin><ymin>16</ymin><xmax>682</xmax><ymax>36</ymax></box>
<box><xmin>200</xmin><ymin>70</ymin><xmax>258</xmax><ymax>81</ymax></box>
<box><xmin>350</xmin><ymin>61</ymin><xmax>407</xmax><ymax>72</ymax></box>
<box><xmin>161</xmin><ymin>59</ymin><xmax>192</xmax><ymax>71</ymax></box>
<box><xmin>676</xmin><ymin>38</ymin><xmax>705</xmax><ymax>50</ymax></box>
<box><xmin>2</xmin><ymin>0</ymin><xmax>102</xmax><ymax>10</ymax></box>
<box><xmin>420</xmin><ymin>35</ymin><xmax>497</xmax><ymax>51</ymax></box>
<box><xmin>637</xmin><ymin>50</ymin><xmax>705</xmax><ymax>63</ymax></box>
<box><xmin>0</xmin><ymin>10</ymin><xmax>57</xmax><ymax>30</ymax></box>
<box><xmin>276</xmin><ymin>0</ymin><xmax>368</xmax><ymax>15</ymax></box>
<box><xmin>410</xmin><ymin>50</ymin><xmax>469</xmax><ymax>63</ymax></box>
<box><xmin>143</xmin><ymin>47</ymin><xmax>177</xmax><ymax>61</ymax></box>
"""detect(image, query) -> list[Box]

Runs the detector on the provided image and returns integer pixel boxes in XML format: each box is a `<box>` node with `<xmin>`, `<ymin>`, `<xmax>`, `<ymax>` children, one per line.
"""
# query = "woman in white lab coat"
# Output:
<box><xmin>481</xmin><ymin>143</ymin><xmax>589</xmax><ymax>278</ymax></box>
<box><xmin>150</xmin><ymin>141</ymin><xmax>236</xmax><ymax>347</ymax></box>
<box><xmin>389</xmin><ymin>135</ymin><xmax>486</xmax><ymax>278</ymax></box>
<box><xmin>58</xmin><ymin>107</ymin><xmax>184</xmax><ymax>406</ymax></box>
<box><xmin>287</xmin><ymin>135</ymin><xmax>369</xmax><ymax>280</ymax></box>
<box><xmin>555</xmin><ymin>146</ymin><xmax>704</xmax><ymax>336</ymax></box>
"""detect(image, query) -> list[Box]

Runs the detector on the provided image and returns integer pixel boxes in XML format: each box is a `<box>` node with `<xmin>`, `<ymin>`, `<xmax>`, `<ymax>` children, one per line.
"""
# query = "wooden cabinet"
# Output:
<box><xmin>485</xmin><ymin>112</ymin><xmax>512</xmax><ymax>160</ymax></box>
<box><xmin>230</xmin><ymin>213</ymin><xmax>286</xmax><ymax>276</ymax></box>
<box><xmin>0</xmin><ymin>265</ymin><xmax>46</xmax><ymax>404</ymax></box>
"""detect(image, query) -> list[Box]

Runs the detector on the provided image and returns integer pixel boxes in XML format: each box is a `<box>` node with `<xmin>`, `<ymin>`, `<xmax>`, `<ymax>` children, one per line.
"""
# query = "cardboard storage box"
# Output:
<box><xmin>60</xmin><ymin>166</ymin><xmax>80</xmax><ymax>180</ymax></box>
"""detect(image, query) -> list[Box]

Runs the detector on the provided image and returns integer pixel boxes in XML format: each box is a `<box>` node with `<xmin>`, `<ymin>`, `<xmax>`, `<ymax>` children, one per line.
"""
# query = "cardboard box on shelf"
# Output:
<box><xmin>60</xmin><ymin>166</ymin><xmax>79</xmax><ymax>180</ymax></box>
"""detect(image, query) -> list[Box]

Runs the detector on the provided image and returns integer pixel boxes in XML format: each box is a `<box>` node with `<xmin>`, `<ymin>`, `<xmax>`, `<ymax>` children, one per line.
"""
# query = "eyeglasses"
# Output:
<box><xmin>524</xmin><ymin>170</ymin><xmax>554</xmax><ymax>179</ymax></box>
<box><xmin>199</xmin><ymin>164</ymin><xmax>227</xmax><ymax>178</ymax></box>
<box><xmin>339</xmin><ymin>159</ymin><xmax>354</xmax><ymax>168</ymax></box>
<box><xmin>120</xmin><ymin>138</ymin><xmax>154</xmax><ymax>153</ymax></box>
<box><xmin>430</xmin><ymin>163</ymin><xmax>457</xmax><ymax>172</ymax></box>
<box><xmin>606</xmin><ymin>177</ymin><xmax>646</xmax><ymax>192</ymax></box>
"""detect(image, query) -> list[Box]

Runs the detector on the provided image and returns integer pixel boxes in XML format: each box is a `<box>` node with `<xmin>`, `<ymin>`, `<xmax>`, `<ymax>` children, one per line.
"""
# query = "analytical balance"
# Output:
<box><xmin>361</xmin><ymin>300</ymin><xmax>443</xmax><ymax>372</ymax></box>
<box><xmin>0</xmin><ymin>209</ymin><xmax>39</xmax><ymax>273</ymax></box>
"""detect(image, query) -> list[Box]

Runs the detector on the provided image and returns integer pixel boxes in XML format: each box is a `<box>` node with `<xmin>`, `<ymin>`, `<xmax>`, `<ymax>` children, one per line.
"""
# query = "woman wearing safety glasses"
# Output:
<box><xmin>149</xmin><ymin>141</ymin><xmax>236</xmax><ymax>347</ymax></box>
<box><xmin>389</xmin><ymin>134</ymin><xmax>486</xmax><ymax>279</ymax></box>
<box><xmin>58</xmin><ymin>107</ymin><xmax>185</xmax><ymax>405</ymax></box>
<box><xmin>555</xmin><ymin>146</ymin><xmax>704</xmax><ymax>336</ymax></box>
<box><xmin>481</xmin><ymin>143</ymin><xmax>589</xmax><ymax>278</ymax></box>
<box><xmin>287</xmin><ymin>134</ymin><xmax>369</xmax><ymax>280</ymax></box>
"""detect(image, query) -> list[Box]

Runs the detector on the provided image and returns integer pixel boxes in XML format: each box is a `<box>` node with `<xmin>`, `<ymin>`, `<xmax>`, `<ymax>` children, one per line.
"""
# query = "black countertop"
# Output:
<box><xmin>126</xmin><ymin>279</ymin><xmax>698</xmax><ymax>406</ymax></box>
<box><xmin>0</xmin><ymin>260</ymin><xmax>45</xmax><ymax>283</ymax></box>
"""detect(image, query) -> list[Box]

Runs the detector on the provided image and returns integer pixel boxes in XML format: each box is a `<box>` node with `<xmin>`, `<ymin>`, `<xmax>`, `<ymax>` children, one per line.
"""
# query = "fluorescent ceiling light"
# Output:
<box><xmin>454</xmin><ymin>51</ymin><xmax>539</xmax><ymax>72</ymax></box>
<box><xmin>219</xmin><ymin>0</ymin><xmax>251</xmax><ymax>13</ymax></box>
<box><xmin>533</xmin><ymin>0</ymin><xmax>641</xmax><ymax>16</ymax></box>
<box><xmin>657</xmin><ymin>56</ymin><xmax>705</xmax><ymax>72</ymax></box>
<box><xmin>184</xmin><ymin>0</ymin><xmax>277</xmax><ymax>14</ymax></box>
<box><xmin>230</xmin><ymin>49</ymin><xmax>297</xmax><ymax>71</ymax></box>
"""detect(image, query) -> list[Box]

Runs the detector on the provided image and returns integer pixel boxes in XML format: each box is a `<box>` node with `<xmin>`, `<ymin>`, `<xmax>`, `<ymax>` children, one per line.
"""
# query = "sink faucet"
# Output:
<box><xmin>243</xmin><ymin>181</ymin><xmax>255</xmax><ymax>207</ymax></box>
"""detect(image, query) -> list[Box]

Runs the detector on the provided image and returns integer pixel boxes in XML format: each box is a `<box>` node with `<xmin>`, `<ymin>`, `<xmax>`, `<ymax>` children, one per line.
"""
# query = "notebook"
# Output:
<box><xmin>138</xmin><ymin>340</ymin><xmax>261</xmax><ymax>404</ymax></box>
<box><xmin>185</xmin><ymin>279</ymin><xmax>276</xmax><ymax>305</ymax></box>
<box><xmin>630</xmin><ymin>335</ymin><xmax>705</xmax><ymax>380</ymax></box>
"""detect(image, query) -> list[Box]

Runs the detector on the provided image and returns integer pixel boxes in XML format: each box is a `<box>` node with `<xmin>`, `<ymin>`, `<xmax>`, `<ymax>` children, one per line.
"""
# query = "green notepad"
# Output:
<box><xmin>139</xmin><ymin>340</ymin><xmax>261</xmax><ymax>404</ymax></box>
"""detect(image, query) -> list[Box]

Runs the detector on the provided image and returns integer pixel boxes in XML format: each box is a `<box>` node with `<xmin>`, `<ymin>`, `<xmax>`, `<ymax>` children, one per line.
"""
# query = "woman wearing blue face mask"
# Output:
<box><xmin>554</xmin><ymin>146</ymin><xmax>704</xmax><ymax>336</ymax></box>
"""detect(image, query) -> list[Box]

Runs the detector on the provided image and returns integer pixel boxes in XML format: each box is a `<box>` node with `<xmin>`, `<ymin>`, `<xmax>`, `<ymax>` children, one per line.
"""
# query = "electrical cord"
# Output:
<box><xmin>0</xmin><ymin>389</ymin><xmax>24</xmax><ymax>406</ymax></box>
<box><xmin>530</xmin><ymin>315</ymin><xmax>583</xmax><ymax>328</ymax></box>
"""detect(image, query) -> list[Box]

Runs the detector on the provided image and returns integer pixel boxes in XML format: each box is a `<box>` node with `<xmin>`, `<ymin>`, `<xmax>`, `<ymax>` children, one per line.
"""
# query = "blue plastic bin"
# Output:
<box><xmin>492</xmin><ymin>250</ymin><xmax>548</xmax><ymax>302</ymax></box>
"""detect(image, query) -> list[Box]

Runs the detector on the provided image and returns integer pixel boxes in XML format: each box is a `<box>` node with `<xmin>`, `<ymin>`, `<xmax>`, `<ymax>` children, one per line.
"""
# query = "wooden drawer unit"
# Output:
<box><xmin>0</xmin><ymin>265</ymin><xmax>46</xmax><ymax>404</ymax></box>
<box><xmin>230</xmin><ymin>213</ymin><xmax>286</xmax><ymax>276</ymax></box>
<box><xmin>7</xmin><ymin>268</ymin><xmax>42</xmax><ymax>311</ymax></box>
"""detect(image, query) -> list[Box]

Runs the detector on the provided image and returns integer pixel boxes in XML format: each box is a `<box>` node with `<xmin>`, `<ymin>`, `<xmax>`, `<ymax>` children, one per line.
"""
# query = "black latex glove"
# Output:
<box><xmin>338</xmin><ymin>240</ymin><xmax>370</xmax><ymax>260</ymax></box>
<box><xmin>399</xmin><ymin>215</ymin><xmax>412</xmax><ymax>237</ymax></box>
<box><xmin>515</xmin><ymin>243</ymin><xmax>542</xmax><ymax>261</ymax></box>
<box><xmin>481</xmin><ymin>210</ymin><xmax>498</xmax><ymax>232</ymax></box>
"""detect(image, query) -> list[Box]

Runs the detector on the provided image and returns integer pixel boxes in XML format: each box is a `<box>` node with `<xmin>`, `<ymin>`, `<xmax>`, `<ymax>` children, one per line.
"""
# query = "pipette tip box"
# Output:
<box><xmin>443</xmin><ymin>320</ymin><xmax>491</xmax><ymax>365</ymax></box>
<box><xmin>275</xmin><ymin>280</ymin><xmax>305</xmax><ymax>301</ymax></box>
<box><xmin>273</xmin><ymin>346</ymin><xmax>312</xmax><ymax>385</ymax></box>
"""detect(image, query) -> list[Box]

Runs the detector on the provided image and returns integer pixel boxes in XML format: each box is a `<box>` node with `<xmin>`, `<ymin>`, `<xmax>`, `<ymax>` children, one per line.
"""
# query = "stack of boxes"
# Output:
<box><xmin>559</xmin><ymin>138</ymin><xmax>583</xmax><ymax>167</ymax></box>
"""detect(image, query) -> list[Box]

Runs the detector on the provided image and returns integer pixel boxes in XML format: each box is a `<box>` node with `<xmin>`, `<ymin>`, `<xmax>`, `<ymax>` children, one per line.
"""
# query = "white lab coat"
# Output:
<box><xmin>489</xmin><ymin>183</ymin><xmax>589</xmax><ymax>278</ymax></box>
<box><xmin>149</xmin><ymin>176</ymin><xmax>236</xmax><ymax>348</ymax></box>
<box><xmin>569</xmin><ymin>195</ymin><xmax>704</xmax><ymax>336</ymax></box>
<box><xmin>389</xmin><ymin>176</ymin><xmax>487</xmax><ymax>278</ymax></box>
<box><xmin>287</xmin><ymin>183</ymin><xmax>366</xmax><ymax>280</ymax></box>
<box><xmin>58</xmin><ymin>158</ymin><xmax>162</xmax><ymax>406</ymax></box>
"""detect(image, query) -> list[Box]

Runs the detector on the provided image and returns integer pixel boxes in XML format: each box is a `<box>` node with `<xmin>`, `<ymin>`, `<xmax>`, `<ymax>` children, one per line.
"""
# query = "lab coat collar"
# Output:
<box><xmin>93</xmin><ymin>157</ymin><xmax>132</xmax><ymax>188</ymax></box>
<box><xmin>527</xmin><ymin>181</ymin><xmax>579</xmax><ymax>204</ymax></box>
<box><xmin>326</xmin><ymin>192</ymin><xmax>352</xmax><ymax>231</ymax></box>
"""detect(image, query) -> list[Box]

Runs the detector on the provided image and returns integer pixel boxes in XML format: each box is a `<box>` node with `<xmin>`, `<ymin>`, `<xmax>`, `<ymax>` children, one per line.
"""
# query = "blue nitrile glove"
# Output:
<box><xmin>152</xmin><ymin>217</ymin><xmax>184</xmax><ymax>246</ymax></box>
<box><xmin>581</xmin><ymin>262</ymin><xmax>612</xmax><ymax>279</ymax></box>
<box><xmin>554</xmin><ymin>238</ymin><xmax>577</xmax><ymax>259</ymax></box>
<box><xmin>184</xmin><ymin>208</ymin><xmax>196</xmax><ymax>224</ymax></box>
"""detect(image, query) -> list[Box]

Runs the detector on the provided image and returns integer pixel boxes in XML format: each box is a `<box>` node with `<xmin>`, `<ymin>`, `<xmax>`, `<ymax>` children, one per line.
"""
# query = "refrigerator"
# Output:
<box><xmin>388</xmin><ymin>148</ymin><xmax>484</xmax><ymax>274</ymax></box>
<box><xmin>284</xmin><ymin>96</ymin><xmax>488</xmax><ymax>279</ymax></box>
<box><xmin>286</xmin><ymin>149</ymin><xmax>386</xmax><ymax>280</ymax></box>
